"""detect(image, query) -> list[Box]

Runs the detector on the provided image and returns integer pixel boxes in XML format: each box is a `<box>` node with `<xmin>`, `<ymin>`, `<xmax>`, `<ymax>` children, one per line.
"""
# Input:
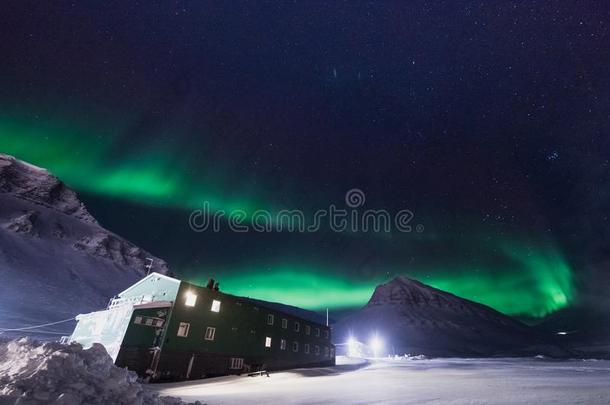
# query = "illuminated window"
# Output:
<box><xmin>315</xmin><ymin>345</ymin><xmax>320</xmax><ymax>355</ymax></box>
<box><xmin>315</xmin><ymin>327</ymin><xmax>320</xmax><ymax>337</ymax></box>
<box><xmin>292</xmin><ymin>341</ymin><xmax>299</xmax><ymax>352</ymax></box>
<box><xmin>177</xmin><ymin>322</ymin><xmax>190</xmax><ymax>337</ymax></box>
<box><xmin>265</xmin><ymin>336</ymin><xmax>272</xmax><ymax>347</ymax></box>
<box><xmin>305</xmin><ymin>325</ymin><xmax>310</xmax><ymax>335</ymax></box>
<box><xmin>185</xmin><ymin>291</ymin><xmax>197</xmax><ymax>307</ymax></box>
<box><xmin>134</xmin><ymin>316</ymin><xmax>143</xmax><ymax>324</ymax></box>
<box><xmin>294</xmin><ymin>322</ymin><xmax>300</xmax><ymax>332</ymax></box>
<box><xmin>281</xmin><ymin>318</ymin><xmax>288</xmax><ymax>329</ymax></box>
<box><xmin>304</xmin><ymin>343</ymin><xmax>310</xmax><ymax>354</ymax></box>
<box><xmin>211</xmin><ymin>300</ymin><xmax>221</xmax><ymax>312</ymax></box>
<box><xmin>145</xmin><ymin>318</ymin><xmax>153</xmax><ymax>326</ymax></box>
<box><xmin>280</xmin><ymin>339</ymin><xmax>286</xmax><ymax>350</ymax></box>
<box><xmin>230</xmin><ymin>358</ymin><xmax>244</xmax><ymax>369</ymax></box>
<box><xmin>204</xmin><ymin>326</ymin><xmax>216</xmax><ymax>341</ymax></box>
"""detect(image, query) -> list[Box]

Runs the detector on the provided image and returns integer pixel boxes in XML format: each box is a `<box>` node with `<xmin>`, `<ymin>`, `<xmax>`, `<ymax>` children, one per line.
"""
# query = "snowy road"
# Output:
<box><xmin>151</xmin><ymin>356</ymin><xmax>610</xmax><ymax>404</ymax></box>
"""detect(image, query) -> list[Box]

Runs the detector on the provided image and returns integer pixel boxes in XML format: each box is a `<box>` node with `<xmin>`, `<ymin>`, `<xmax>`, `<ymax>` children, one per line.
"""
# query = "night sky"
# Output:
<box><xmin>1</xmin><ymin>1</ymin><xmax>609</xmax><ymax>320</ymax></box>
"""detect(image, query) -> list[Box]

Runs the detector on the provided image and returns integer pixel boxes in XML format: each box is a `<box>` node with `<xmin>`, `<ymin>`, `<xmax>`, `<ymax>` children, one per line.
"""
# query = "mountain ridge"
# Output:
<box><xmin>334</xmin><ymin>275</ymin><xmax>562</xmax><ymax>357</ymax></box>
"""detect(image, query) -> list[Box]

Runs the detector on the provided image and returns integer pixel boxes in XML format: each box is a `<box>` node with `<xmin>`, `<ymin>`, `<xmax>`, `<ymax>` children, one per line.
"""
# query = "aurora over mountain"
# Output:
<box><xmin>2</xmin><ymin>1</ymin><xmax>609</xmax><ymax>323</ymax></box>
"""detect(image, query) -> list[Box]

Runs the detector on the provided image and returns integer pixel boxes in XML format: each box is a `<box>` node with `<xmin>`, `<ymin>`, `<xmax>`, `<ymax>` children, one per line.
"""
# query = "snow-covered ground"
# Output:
<box><xmin>153</xmin><ymin>356</ymin><xmax>610</xmax><ymax>405</ymax></box>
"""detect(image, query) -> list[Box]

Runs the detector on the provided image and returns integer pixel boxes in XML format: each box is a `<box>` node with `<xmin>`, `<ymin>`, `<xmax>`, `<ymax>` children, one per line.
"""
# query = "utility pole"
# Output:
<box><xmin>145</xmin><ymin>258</ymin><xmax>154</xmax><ymax>276</ymax></box>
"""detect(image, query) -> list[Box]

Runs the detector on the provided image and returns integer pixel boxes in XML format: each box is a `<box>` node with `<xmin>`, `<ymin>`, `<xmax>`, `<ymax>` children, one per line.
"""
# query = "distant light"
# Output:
<box><xmin>347</xmin><ymin>337</ymin><xmax>359</xmax><ymax>357</ymax></box>
<box><xmin>556</xmin><ymin>331</ymin><xmax>568</xmax><ymax>335</ymax></box>
<box><xmin>370</xmin><ymin>334</ymin><xmax>383</xmax><ymax>357</ymax></box>
<box><xmin>184</xmin><ymin>291</ymin><xmax>197</xmax><ymax>307</ymax></box>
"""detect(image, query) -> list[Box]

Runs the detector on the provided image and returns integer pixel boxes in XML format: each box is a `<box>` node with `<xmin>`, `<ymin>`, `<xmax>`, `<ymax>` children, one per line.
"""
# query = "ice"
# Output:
<box><xmin>152</xmin><ymin>355</ymin><xmax>610</xmax><ymax>404</ymax></box>
<box><xmin>0</xmin><ymin>338</ymin><xmax>200</xmax><ymax>405</ymax></box>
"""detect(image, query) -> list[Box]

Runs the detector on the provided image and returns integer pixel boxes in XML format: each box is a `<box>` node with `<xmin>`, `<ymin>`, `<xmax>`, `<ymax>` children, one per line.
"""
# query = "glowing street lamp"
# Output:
<box><xmin>347</xmin><ymin>337</ymin><xmax>358</xmax><ymax>357</ymax></box>
<box><xmin>369</xmin><ymin>334</ymin><xmax>383</xmax><ymax>358</ymax></box>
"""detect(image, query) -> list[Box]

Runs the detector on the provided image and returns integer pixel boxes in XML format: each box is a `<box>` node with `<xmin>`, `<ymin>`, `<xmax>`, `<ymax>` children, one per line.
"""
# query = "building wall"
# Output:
<box><xmin>154</xmin><ymin>281</ymin><xmax>335</xmax><ymax>380</ymax></box>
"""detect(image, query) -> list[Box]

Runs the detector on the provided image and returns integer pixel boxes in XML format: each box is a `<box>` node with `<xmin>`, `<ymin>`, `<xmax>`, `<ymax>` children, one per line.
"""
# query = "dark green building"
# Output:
<box><xmin>70</xmin><ymin>273</ymin><xmax>335</xmax><ymax>381</ymax></box>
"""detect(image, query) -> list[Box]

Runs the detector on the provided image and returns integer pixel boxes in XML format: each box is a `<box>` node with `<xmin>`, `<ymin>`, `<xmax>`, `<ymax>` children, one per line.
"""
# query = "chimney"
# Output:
<box><xmin>213</xmin><ymin>281</ymin><xmax>220</xmax><ymax>291</ymax></box>
<box><xmin>206</xmin><ymin>278</ymin><xmax>215</xmax><ymax>289</ymax></box>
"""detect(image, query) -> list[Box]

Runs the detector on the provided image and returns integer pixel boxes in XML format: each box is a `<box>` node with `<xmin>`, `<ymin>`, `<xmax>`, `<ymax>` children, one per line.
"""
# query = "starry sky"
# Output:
<box><xmin>1</xmin><ymin>1</ymin><xmax>609</xmax><ymax>320</ymax></box>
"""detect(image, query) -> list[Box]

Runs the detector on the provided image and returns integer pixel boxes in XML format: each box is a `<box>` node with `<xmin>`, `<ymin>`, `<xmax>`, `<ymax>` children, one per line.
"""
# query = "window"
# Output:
<box><xmin>294</xmin><ymin>322</ymin><xmax>300</xmax><ymax>332</ymax></box>
<box><xmin>324</xmin><ymin>330</ymin><xmax>329</xmax><ymax>339</ymax></box>
<box><xmin>304</xmin><ymin>343</ymin><xmax>310</xmax><ymax>354</ymax></box>
<box><xmin>155</xmin><ymin>319</ymin><xmax>164</xmax><ymax>327</ymax></box>
<box><xmin>281</xmin><ymin>318</ymin><xmax>288</xmax><ymax>329</ymax></box>
<box><xmin>280</xmin><ymin>339</ymin><xmax>286</xmax><ymax>350</ymax></box>
<box><xmin>315</xmin><ymin>345</ymin><xmax>320</xmax><ymax>355</ymax></box>
<box><xmin>211</xmin><ymin>300</ymin><xmax>221</xmax><ymax>312</ymax></box>
<box><xmin>185</xmin><ymin>291</ymin><xmax>197</xmax><ymax>307</ymax></box>
<box><xmin>134</xmin><ymin>316</ymin><xmax>143</xmax><ymax>324</ymax></box>
<box><xmin>265</xmin><ymin>336</ymin><xmax>272</xmax><ymax>347</ymax></box>
<box><xmin>204</xmin><ymin>326</ymin><xmax>216</xmax><ymax>341</ymax></box>
<box><xmin>315</xmin><ymin>327</ymin><xmax>320</xmax><ymax>337</ymax></box>
<box><xmin>331</xmin><ymin>347</ymin><xmax>335</xmax><ymax>357</ymax></box>
<box><xmin>230</xmin><ymin>358</ymin><xmax>244</xmax><ymax>369</ymax></box>
<box><xmin>324</xmin><ymin>346</ymin><xmax>329</xmax><ymax>357</ymax></box>
<box><xmin>145</xmin><ymin>318</ymin><xmax>153</xmax><ymax>326</ymax></box>
<box><xmin>292</xmin><ymin>341</ymin><xmax>299</xmax><ymax>352</ymax></box>
<box><xmin>267</xmin><ymin>314</ymin><xmax>274</xmax><ymax>325</ymax></box>
<box><xmin>177</xmin><ymin>322</ymin><xmax>190</xmax><ymax>337</ymax></box>
<box><xmin>305</xmin><ymin>325</ymin><xmax>310</xmax><ymax>335</ymax></box>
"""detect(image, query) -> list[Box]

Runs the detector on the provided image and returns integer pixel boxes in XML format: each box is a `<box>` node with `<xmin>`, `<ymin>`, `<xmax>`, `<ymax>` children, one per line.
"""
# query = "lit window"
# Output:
<box><xmin>304</xmin><ymin>344</ymin><xmax>310</xmax><ymax>354</ymax></box>
<box><xmin>280</xmin><ymin>339</ymin><xmax>286</xmax><ymax>350</ymax></box>
<box><xmin>204</xmin><ymin>327</ymin><xmax>216</xmax><ymax>341</ymax></box>
<box><xmin>315</xmin><ymin>345</ymin><xmax>320</xmax><ymax>355</ymax></box>
<box><xmin>265</xmin><ymin>337</ymin><xmax>272</xmax><ymax>347</ymax></box>
<box><xmin>211</xmin><ymin>300</ymin><xmax>221</xmax><ymax>312</ymax></box>
<box><xmin>177</xmin><ymin>322</ymin><xmax>190</xmax><ymax>337</ymax></box>
<box><xmin>315</xmin><ymin>327</ymin><xmax>320</xmax><ymax>337</ymax></box>
<box><xmin>134</xmin><ymin>316</ymin><xmax>143</xmax><ymax>324</ymax></box>
<box><xmin>294</xmin><ymin>322</ymin><xmax>300</xmax><ymax>332</ymax></box>
<box><xmin>145</xmin><ymin>318</ymin><xmax>153</xmax><ymax>326</ymax></box>
<box><xmin>324</xmin><ymin>346</ymin><xmax>329</xmax><ymax>357</ymax></box>
<box><xmin>324</xmin><ymin>330</ymin><xmax>329</xmax><ymax>339</ymax></box>
<box><xmin>267</xmin><ymin>314</ymin><xmax>274</xmax><ymax>325</ymax></box>
<box><xmin>305</xmin><ymin>325</ymin><xmax>310</xmax><ymax>335</ymax></box>
<box><xmin>292</xmin><ymin>342</ymin><xmax>299</xmax><ymax>352</ymax></box>
<box><xmin>185</xmin><ymin>291</ymin><xmax>197</xmax><ymax>307</ymax></box>
<box><xmin>230</xmin><ymin>358</ymin><xmax>244</xmax><ymax>369</ymax></box>
<box><xmin>281</xmin><ymin>318</ymin><xmax>288</xmax><ymax>329</ymax></box>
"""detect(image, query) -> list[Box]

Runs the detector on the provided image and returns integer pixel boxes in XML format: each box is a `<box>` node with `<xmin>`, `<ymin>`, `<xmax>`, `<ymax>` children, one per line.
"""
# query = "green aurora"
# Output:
<box><xmin>0</xmin><ymin>115</ymin><xmax>268</xmax><ymax>214</ymax></box>
<box><xmin>0</xmin><ymin>115</ymin><xmax>575</xmax><ymax>318</ymax></box>
<box><xmin>191</xmin><ymin>238</ymin><xmax>573</xmax><ymax>318</ymax></box>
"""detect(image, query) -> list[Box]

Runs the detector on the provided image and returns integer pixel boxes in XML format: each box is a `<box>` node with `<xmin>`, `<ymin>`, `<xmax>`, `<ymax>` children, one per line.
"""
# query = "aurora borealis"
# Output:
<box><xmin>2</xmin><ymin>1</ymin><xmax>609</xmax><ymax>322</ymax></box>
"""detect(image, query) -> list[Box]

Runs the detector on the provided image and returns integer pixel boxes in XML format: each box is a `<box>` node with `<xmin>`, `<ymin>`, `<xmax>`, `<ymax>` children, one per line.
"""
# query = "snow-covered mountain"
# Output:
<box><xmin>333</xmin><ymin>276</ymin><xmax>558</xmax><ymax>357</ymax></box>
<box><xmin>0</xmin><ymin>154</ymin><xmax>172</xmax><ymax>338</ymax></box>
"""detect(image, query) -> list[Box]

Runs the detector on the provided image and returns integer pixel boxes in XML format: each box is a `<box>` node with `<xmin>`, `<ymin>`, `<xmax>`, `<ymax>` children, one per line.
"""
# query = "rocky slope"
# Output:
<box><xmin>0</xmin><ymin>154</ymin><xmax>171</xmax><ymax>339</ymax></box>
<box><xmin>333</xmin><ymin>276</ymin><xmax>562</xmax><ymax>357</ymax></box>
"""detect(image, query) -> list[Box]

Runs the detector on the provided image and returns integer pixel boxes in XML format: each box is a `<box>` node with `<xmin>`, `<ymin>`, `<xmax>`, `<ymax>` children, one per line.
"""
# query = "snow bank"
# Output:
<box><xmin>0</xmin><ymin>338</ymin><xmax>200</xmax><ymax>405</ymax></box>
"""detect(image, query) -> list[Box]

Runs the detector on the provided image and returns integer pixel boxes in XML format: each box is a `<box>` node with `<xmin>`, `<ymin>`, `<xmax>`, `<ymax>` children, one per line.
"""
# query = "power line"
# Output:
<box><xmin>0</xmin><ymin>317</ymin><xmax>75</xmax><ymax>332</ymax></box>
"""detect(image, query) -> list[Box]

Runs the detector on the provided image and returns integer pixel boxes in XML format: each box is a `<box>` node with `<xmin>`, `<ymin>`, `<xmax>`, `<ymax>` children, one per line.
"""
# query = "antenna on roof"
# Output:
<box><xmin>145</xmin><ymin>258</ymin><xmax>154</xmax><ymax>275</ymax></box>
<box><xmin>326</xmin><ymin>308</ymin><xmax>329</xmax><ymax>327</ymax></box>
